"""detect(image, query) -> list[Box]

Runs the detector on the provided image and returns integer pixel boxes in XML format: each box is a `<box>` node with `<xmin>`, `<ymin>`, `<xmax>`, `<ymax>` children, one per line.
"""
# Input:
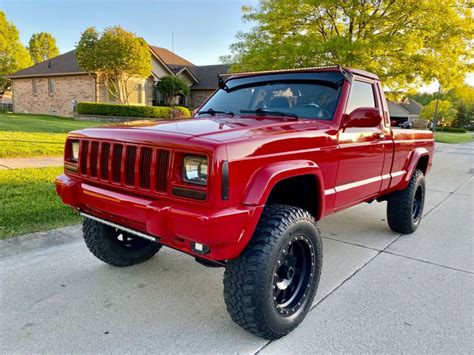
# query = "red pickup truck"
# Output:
<box><xmin>56</xmin><ymin>66</ymin><xmax>434</xmax><ymax>339</ymax></box>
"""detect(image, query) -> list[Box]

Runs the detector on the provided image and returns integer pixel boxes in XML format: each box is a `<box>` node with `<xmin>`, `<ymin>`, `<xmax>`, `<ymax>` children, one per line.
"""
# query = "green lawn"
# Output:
<box><xmin>434</xmin><ymin>132</ymin><xmax>473</xmax><ymax>144</ymax></box>
<box><xmin>0</xmin><ymin>112</ymin><xmax>103</xmax><ymax>158</ymax></box>
<box><xmin>0</xmin><ymin>112</ymin><xmax>103</xmax><ymax>133</ymax></box>
<box><xmin>0</xmin><ymin>167</ymin><xmax>80</xmax><ymax>239</ymax></box>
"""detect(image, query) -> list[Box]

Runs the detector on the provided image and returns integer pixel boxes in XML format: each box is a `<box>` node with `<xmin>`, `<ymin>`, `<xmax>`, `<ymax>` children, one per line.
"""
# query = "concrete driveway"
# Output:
<box><xmin>1</xmin><ymin>142</ymin><xmax>473</xmax><ymax>353</ymax></box>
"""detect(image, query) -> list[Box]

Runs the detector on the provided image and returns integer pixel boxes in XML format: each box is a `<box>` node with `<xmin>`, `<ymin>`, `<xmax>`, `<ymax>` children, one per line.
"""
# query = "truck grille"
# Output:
<box><xmin>77</xmin><ymin>140</ymin><xmax>170</xmax><ymax>193</ymax></box>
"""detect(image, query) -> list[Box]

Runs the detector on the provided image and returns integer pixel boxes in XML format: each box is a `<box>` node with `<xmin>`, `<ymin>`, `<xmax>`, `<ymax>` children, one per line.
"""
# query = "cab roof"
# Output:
<box><xmin>220</xmin><ymin>65</ymin><xmax>379</xmax><ymax>83</ymax></box>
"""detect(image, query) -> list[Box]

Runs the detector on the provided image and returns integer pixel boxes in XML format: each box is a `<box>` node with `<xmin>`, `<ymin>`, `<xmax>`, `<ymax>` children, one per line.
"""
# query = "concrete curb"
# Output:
<box><xmin>0</xmin><ymin>225</ymin><xmax>81</xmax><ymax>259</ymax></box>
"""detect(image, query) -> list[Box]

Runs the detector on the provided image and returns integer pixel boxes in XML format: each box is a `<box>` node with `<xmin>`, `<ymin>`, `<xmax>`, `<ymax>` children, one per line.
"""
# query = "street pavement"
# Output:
<box><xmin>0</xmin><ymin>157</ymin><xmax>63</xmax><ymax>170</ymax></box>
<box><xmin>1</xmin><ymin>142</ymin><xmax>472</xmax><ymax>353</ymax></box>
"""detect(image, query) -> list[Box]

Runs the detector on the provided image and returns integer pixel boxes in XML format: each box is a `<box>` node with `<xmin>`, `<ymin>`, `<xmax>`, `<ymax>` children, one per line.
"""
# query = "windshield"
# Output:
<box><xmin>198</xmin><ymin>79</ymin><xmax>342</xmax><ymax>120</ymax></box>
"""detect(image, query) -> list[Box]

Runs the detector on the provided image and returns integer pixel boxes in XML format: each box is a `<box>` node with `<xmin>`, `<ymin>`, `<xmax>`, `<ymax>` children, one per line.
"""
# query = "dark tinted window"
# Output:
<box><xmin>346</xmin><ymin>81</ymin><xmax>375</xmax><ymax>113</ymax></box>
<box><xmin>198</xmin><ymin>81</ymin><xmax>342</xmax><ymax>120</ymax></box>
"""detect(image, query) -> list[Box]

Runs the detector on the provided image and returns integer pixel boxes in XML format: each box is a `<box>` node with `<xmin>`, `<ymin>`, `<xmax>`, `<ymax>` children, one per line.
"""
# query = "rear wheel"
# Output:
<box><xmin>387</xmin><ymin>169</ymin><xmax>426</xmax><ymax>234</ymax></box>
<box><xmin>223</xmin><ymin>205</ymin><xmax>322</xmax><ymax>340</ymax></box>
<box><xmin>83</xmin><ymin>218</ymin><xmax>162</xmax><ymax>267</ymax></box>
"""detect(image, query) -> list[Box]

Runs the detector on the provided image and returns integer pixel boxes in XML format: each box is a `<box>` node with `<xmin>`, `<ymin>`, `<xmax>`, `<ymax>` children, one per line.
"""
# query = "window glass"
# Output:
<box><xmin>345</xmin><ymin>80</ymin><xmax>375</xmax><ymax>113</ymax></box>
<box><xmin>135</xmin><ymin>83</ymin><xmax>142</xmax><ymax>104</ymax></box>
<box><xmin>48</xmin><ymin>79</ymin><xmax>54</xmax><ymax>95</ymax></box>
<box><xmin>32</xmin><ymin>79</ymin><xmax>37</xmax><ymax>95</ymax></box>
<box><xmin>198</xmin><ymin>81</ymin><xmax>341</xmax><ymax>120</ymax></box>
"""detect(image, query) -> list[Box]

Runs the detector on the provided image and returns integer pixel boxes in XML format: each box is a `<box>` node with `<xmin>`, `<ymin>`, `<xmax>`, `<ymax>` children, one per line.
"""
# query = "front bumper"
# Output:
<box><xmin>55</xmin><ymin>174</ymin><xmax>263</xmax><ymax>261</ymax></box>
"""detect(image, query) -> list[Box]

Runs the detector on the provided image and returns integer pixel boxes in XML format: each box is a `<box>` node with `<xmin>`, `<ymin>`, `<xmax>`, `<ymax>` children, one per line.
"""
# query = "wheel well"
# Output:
<box><xmin>416</xmin><ymin>155</ymin><xmax>429</xmax><ymax>175</ymax></box>
<box><xmin>266</xmin><ymin>175</ymin><xmax>320</xmax><ymax>218</ymax></box>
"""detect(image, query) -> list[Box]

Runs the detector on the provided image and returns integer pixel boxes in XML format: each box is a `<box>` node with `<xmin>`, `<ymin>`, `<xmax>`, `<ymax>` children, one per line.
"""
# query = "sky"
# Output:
<box><xmin>2</xmin><ymin>0</ymin><xmax>258</xmax><ymax>65</ymax></box>
<box><xmin>2</xmin><ymin>0</ymin><xmax>472</xmax><ymax>92</ymax></box>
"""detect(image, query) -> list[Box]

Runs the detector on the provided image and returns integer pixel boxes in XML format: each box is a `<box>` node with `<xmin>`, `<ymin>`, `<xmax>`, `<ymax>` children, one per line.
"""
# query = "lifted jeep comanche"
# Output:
<box><xmin>56</xmin><ymin>67</ymin><xmax>434</xmax><ymax>339</ymax></box>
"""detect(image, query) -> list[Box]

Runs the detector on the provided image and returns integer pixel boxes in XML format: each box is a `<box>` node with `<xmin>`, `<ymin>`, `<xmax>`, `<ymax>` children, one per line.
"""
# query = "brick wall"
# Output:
<box><xmin>189</xmin><ymin>89</ymin><xmax>214</xmax><ymax>109</ymax></box>
<box><xmin>12</xmin><ymin>75</ymin><xmax>96</xmax><ymax>117</ymax></box>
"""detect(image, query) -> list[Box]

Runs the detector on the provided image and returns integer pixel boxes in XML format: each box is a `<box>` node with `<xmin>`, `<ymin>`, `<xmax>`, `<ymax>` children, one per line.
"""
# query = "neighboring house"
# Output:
<box><xmin>8</xmin><ymin>45</ymin><xmax>229</xmax><ymax>117</ymax></box>
<box><xmin>0</xmin><ymin>90</ymin><xmax>12</xmax><ymax>104</ymax></box>
<box><xmin>387</xmin><ymin>98</ymin><xmax>423</xmax><ymax>127</ymax></box>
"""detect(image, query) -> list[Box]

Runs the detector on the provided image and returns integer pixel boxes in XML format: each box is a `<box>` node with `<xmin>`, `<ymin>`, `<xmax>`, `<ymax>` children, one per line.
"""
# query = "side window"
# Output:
<box><xmin>48</xmin><ymin>79</ymin><xmax>54</xmax><ymax>96</ymax></box>
<box><xmin>345</xmin><ymin>80</ymin><xmax>376</xmax><ymax>114</ymax></box>
<box><xmin>32</xmin><ymin>79</ymin><xmax>37</xmax><ymax>95</ymax></box>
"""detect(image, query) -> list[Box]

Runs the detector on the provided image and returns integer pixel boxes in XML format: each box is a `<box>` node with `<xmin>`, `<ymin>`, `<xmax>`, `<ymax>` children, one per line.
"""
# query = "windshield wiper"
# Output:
<box><xmin>240</xmin><ymin>108</ymin><xmax>298</xmax><ymax>119</ymax></box>
<box><xmin>196</xmin><ymin>108</ymin><xmax>234</xmax><ymax>116</ymax></box>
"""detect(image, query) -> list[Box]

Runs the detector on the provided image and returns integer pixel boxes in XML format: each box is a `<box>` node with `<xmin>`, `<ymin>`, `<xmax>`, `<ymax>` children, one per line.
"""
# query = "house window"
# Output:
<box><xmin>32</xmin><ymin>79</ymin><xmax>37</xmax><ymax>95</ymax></box>
<box><xmin>48</xmin><ymin>79</ymin><xmax>54</xmax><ymax>95</ymax></box>
<box><xmin>136</xmin><ymin>83</ymin><xmax>143</xmax><ymax>104</ymax></box>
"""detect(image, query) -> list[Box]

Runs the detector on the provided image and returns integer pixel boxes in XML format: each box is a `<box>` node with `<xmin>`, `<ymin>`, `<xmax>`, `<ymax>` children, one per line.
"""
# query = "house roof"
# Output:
<box><xmin>387</xmin><ymin>100</ymin><xmax>411</xmax><ymax>118</ymax></box>
<box><xmin>168</xmin><ymin>65</ymin><xmax>199</xmax><ymax>83</ymax></box>
<box><xmin>149</xmin><ymin>46</ymin><xmax>195</xmax><ymax>67</ymax></box>
<box><xmin>188</xmin><ymin>64</ymin><xmax>230</xmax><ymax>89</ymax></box>
<box><xmin>8</xmin><ymin>50</ymin><xmax>85</xmax><ymax>78</ymax></box>
<box><xmin>8</xmin><ymin>45</ymin><xmax>226</xmax><ymax>86</ymax></box>
<box><xmin>400</xmin><ymin>99</ymin><xmax>422</xmax><ymax>115</ymax></box>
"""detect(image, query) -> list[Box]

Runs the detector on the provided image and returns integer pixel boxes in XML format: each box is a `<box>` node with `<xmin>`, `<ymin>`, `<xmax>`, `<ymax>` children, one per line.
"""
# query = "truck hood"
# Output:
<box><xmin>99</xmin><ymin>116</ymin><xmax>333</xmax><ymax>143</ymax></box>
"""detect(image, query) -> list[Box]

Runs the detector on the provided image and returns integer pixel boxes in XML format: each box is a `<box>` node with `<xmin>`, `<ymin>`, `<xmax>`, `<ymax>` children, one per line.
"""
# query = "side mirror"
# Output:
<box><xmin>344</xmin><ymin>107</ymin><xmax>382</xmax><ymax>128</ymax></box>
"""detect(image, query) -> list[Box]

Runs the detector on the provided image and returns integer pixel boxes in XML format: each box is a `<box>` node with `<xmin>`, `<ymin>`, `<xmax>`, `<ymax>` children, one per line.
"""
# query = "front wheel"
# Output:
<box><xmin>83</xmin><ymin>218</ymin><xmax>162</xmax><ymax>267</ymax></box>
<box><xmin>223</xmin><ymin>205</ymin><xmax>322</xmax><ymax>340</ymax></box>
<box><xmin>387</xmin><ymin>169</ymin><xmax>426</xmax><ymax>234</ymax></box>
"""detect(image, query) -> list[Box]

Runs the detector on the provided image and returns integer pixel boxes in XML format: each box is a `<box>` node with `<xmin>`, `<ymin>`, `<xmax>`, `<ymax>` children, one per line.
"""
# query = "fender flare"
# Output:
<box><xmin>401</xmin><ymin>147</ymin><xmax>430</xmax><ymax>187</ymax></box>
<box><xmin>242</xmin><ymin>160</ymin><xmax>326</xmax><ymax>220</ymax></box>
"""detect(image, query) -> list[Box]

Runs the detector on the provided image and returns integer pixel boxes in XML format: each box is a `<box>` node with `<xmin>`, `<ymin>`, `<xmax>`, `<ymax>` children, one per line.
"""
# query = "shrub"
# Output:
<box><xmin>155</xmin><ymin>76</ymin><xmax>190</xmax><ymax>105</ymax></box>
<box><xmin>77</xmin><ymin>102</ymin><xmax>191</xmax><ymax>119</ymax></box>
<box><xmin>437</xmin><ymin>127</ymin><xmax>466</xmax><ymax>133</ymax></box>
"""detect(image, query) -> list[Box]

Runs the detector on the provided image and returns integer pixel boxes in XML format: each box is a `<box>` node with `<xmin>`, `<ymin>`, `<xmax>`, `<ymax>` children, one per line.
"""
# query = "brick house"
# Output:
<box><xmin>8</xmin><ymin>45</ymin><xmax>229</xmax><ymax>117</ymax></box>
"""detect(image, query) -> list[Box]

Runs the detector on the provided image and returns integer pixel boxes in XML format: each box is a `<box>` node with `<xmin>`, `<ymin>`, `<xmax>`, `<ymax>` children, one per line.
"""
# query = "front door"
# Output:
<box><xmin>334</xmin><ymin>79</ymin><xmax>385</xmax><ymax>209</ymax></box>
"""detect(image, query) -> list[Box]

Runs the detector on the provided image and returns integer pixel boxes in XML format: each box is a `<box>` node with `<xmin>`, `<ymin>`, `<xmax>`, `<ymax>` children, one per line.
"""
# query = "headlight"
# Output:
<box><xmin>183</xmin><ymin>155</ymin><xmax>208</xmax><ymax>185</ymax></box>
<box><xmin>71</xmin><ymin>141</ymin><xmax>79</xmax><ymax>162</ymax></box>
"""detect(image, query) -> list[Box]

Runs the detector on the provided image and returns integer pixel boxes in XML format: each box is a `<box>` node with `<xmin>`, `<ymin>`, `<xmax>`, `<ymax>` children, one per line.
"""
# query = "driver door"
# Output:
<box><xmin>334</xmin><ymin>79</ymin><xmax>385</xmax><ymax>209</ymax></box>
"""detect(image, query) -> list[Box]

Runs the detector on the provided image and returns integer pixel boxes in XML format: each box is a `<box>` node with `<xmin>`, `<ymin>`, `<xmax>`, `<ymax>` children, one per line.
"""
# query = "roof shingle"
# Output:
<box><xmin>9</xmin><ymin>50</ymin><xmax>84</xmax><ymax>78</ymax></box>
<box><xmin>387</xmin><ymin>100</ymin><xmax>410</xmax><ymax>118</ymax></box>
<box><xmin>149</xmin><ymin>46</ymin><xmax>195</xmax><ymax>67</ymax></box>
<box><xmin>188</xmin><ymin>64</ymin><xmax>230</xmax><ymax>89</ymax></box>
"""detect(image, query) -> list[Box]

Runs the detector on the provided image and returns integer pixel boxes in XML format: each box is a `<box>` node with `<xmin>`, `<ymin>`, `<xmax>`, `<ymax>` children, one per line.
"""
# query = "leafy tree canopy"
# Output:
<box><xmin>28</xmin><ymin>32</ymin><xmax>60</xmax><ymax>63</ymax></box>
<box><xmin>224</xmin><ymin>0</ymin><xmax>473</xmax><ymax>90</ymax></box>
<box><xmin>420</xmin><ymin>100</ymin><xmax>456</xmax><ymax>124</ymax></box>
<box><xmin>155</xmin><ymin>76</ymin><xmax>190</xmax><ymax>105</ymax></box>
<box><xmin>76</xmin><ymin>26</ymin><xmax>152</xmax><ymax>104</ymax></box>
<box><xmin>0</xmin><ymin>11</ymin><xmax>32</xmax><ymax>93</ymax></box>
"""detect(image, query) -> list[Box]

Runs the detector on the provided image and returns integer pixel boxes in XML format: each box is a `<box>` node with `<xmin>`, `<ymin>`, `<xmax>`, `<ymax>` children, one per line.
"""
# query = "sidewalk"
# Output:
<box><xmin>0</xmin><ymin>157</ymin><xmax>63</xmax><ymax>170</ymax></box>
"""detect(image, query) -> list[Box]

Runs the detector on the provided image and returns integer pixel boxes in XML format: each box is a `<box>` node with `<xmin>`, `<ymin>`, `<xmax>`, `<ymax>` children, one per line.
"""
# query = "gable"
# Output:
<box><xmin>150</xmin><ymin>55</ymin><xmax>173</xmax><ymax>78</ymax></box>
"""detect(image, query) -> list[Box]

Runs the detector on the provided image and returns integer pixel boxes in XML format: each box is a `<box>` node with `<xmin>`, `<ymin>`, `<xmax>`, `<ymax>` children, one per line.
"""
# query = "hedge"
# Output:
<box><xmin>435</xmin><ymin>127</ymin><xmax>467</xmax><ymax>133</ymax></box>
<box><xmin>77</xmin><ymin>102</ymin><xmax>191</xmax><ymax>119</ymax></box>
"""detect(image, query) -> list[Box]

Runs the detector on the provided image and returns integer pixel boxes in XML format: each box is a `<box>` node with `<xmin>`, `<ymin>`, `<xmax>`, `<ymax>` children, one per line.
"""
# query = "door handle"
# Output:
<box><xmin>374</xmin><ymin>132</ymin><xmax>385</xmax><ymax>141</ymax></box>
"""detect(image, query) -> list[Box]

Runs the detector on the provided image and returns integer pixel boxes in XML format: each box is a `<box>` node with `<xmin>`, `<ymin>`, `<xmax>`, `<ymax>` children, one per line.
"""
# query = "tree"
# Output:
<box><xmin>76</xmin><ymin>26</ymin><xmax>152</xmax><ymax>104</ymax></box>
<box><xmin>28</xmin><ymin>32</ymin><xmax>60</xmax><ymax>63</ymax></box>
<box><xmin>225</xmin><ymin>0</ymin><xmax>473</xmax><ymax>90</ymax></box>
<box><xmin>0</xmin><ymin>11</ymin><xmax>32</xmax><ymax>93</ymax></box>
<box><xmin>420</xmin><ymin>100</ymin><xmax>456</xmax><ymax>126</ymax></box>
<box><xmin>453</xmin><ymin>101</ymin><xmax>473</xmax><ymax>128</ymax></box>
<box><xmin>155</xmin><ymin>76</ymin><xmax>190</xmax><ymax>105</ymax></box>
